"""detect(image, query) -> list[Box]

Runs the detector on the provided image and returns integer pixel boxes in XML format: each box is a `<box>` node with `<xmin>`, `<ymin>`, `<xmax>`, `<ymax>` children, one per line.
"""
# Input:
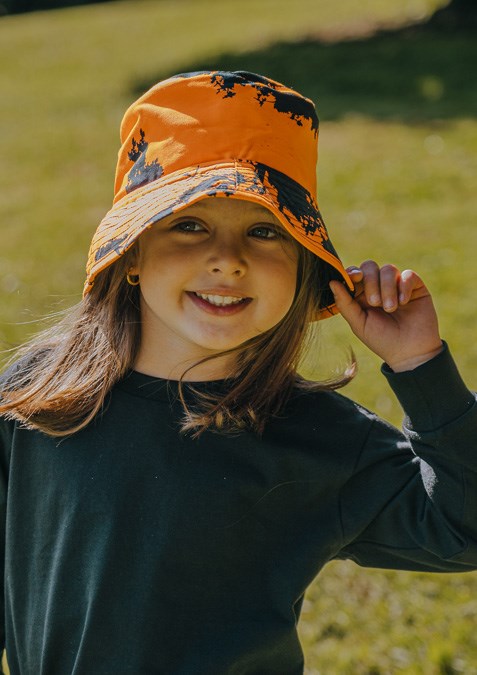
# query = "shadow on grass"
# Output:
<box><xmin>132</xmin><ymin>21</ymin><xmax>476</xmax><ymax>122</ymax></box>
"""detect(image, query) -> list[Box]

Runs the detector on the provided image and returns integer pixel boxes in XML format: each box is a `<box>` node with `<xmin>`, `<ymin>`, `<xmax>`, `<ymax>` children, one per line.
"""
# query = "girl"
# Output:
<box><xmin>0</xmin><ymin>71</ymin><xmax>476</xmax><ymax>675</ymax></box>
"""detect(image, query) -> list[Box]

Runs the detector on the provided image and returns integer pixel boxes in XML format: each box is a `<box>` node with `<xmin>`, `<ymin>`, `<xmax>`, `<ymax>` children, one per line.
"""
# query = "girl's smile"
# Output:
<box><xmin>186</xmin><ymin>291</ymin><xmax>252</xmax><ymax>314</ymax></box>
<box><xmin>130</xmin><ymin>197</ymin><xmax>298</xmax><ymax>380</ymax></box>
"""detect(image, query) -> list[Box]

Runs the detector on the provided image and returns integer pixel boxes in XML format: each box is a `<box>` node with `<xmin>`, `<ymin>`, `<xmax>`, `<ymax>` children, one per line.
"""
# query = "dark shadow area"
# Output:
<box><xmin>0</xmin><ymin>0</ymin><xmax>116</xmax><ymax>16</ymax></box>
<box><xmin>132</xmin><ymin>19</ymin><xmax>476</xmax><ymax>122</ymax></box>
<box><xmin>428</xmin><ymin>0</ymin><xmax>477</xmax><ymax>29</ymax></box>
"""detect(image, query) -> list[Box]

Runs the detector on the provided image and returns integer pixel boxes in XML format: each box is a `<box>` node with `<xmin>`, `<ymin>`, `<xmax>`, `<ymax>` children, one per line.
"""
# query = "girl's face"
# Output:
<box><xmin>130</xmin><ymin>197</ymin><xmax>298</xmax><ymax>379</ymax></box>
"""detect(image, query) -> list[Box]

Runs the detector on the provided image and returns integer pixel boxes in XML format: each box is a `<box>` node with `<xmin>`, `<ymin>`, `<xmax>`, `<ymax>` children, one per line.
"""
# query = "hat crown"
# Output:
<box><xmin>113</xmin><ymin>71</ymin><xmax>319</xmax><ymax>204</ymax></box>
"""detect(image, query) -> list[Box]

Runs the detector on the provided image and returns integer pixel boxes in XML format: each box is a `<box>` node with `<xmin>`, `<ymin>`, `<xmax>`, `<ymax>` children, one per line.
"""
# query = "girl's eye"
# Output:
<box><xmin>172</xmin><ymin>219</ymin><xmax>205</xmax><ymax>233</ymax></box>
<box><xmin>249</xmin><ymin>225</ymin><xmax>282</xmax><ymax>240</ymax></box>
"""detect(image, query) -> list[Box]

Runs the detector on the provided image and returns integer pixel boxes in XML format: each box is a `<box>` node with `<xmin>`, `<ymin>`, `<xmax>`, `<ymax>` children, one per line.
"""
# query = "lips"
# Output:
<box><xmin>186</xmin><ymin>291</ymin><xmax>252</xmax><ymax>315</ymax></box>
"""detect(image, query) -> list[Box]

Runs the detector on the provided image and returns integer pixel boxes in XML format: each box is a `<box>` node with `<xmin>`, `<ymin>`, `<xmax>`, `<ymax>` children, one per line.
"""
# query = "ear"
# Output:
<box><xmin>128</xmin><ymin>263</ymin><xmax>140</xmax><ymax>276</ymax></box>
<box><xmin>127</xmin><ymin>244</ymin><xmax>140</xmax><ymax>276</ymax></box>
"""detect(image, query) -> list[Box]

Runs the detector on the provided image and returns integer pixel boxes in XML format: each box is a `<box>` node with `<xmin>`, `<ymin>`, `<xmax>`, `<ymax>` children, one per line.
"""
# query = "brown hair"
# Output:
<box><xmin>0</xmin><ymin>244</ymin><xmax>355</xmax><ymax>437</ymax></box>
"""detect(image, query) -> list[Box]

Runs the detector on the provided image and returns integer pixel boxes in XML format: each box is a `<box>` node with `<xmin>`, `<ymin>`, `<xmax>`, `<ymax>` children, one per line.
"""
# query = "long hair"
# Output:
<box><xmin>0</xmin><ymin>243</ymin><xmax>355</xmax><ymax>437</ymax></box>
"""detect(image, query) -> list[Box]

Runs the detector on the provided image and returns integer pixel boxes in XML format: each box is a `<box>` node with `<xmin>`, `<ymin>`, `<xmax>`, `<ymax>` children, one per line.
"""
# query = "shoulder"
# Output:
<box><xmin>0</xmin><ymin>411</ymin><xmax>15</xmax><ymax>468</ymax></box>
<box><xmin>286</xmin><ymin>384</ymin><xmax>377</xmax><ymax>428</ymax></box>
<box><xmin>259</xmin><ymin>384</ymin><xmax>387</xmax><ymax>484</ymax></box>
<box><xmin>0</xmin><ymin>354</ymin><xmax>42</xmax><ymax>448</ymax></box>
<box><xmin>266</xmin><ymin>384</ymin><xmax>379</xmax><ymax>454</ymax></box>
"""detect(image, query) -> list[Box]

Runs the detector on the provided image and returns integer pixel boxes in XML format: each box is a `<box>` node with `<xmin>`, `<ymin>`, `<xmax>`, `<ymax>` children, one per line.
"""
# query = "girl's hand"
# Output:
<box><xmin>330</xmin><ymin>261</ymin><xmax>443</xmax><ymax>372</ymax></box>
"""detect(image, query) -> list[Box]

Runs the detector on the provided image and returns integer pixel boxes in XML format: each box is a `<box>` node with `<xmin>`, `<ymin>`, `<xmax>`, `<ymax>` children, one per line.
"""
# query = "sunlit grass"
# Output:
<box><xmin>300</xmin><ymin>562</ymin><xmax>477</xmax><ymax>674</ymax></box>
<box><xmin>1</xmin><ymin>0</ymin><xmax>476</xmax><ymax>672</ymax></box>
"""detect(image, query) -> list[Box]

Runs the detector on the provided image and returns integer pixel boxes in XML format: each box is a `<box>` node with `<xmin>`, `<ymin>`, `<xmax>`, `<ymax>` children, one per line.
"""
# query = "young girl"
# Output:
<box><xmin>0</xmin><ymin>71</ymin><xmax>476</xmax><ymax>674</ymax></box>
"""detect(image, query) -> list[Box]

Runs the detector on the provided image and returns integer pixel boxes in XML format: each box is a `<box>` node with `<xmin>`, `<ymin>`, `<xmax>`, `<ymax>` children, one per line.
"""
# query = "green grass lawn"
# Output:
<box><xmin>1</xmin><ymin>0</ymin><xmax>477</xmax><ymax>672</ymax></box>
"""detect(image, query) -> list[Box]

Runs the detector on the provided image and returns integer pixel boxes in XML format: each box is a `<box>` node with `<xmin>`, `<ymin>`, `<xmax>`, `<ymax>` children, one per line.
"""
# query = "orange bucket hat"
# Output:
<box><xmin>85</xmin><ymin>70</ymin><xmax>353</xmax><ymax>317</ymax></box>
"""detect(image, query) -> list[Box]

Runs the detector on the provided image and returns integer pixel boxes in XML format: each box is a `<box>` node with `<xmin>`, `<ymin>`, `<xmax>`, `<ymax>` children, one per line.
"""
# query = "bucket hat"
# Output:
<box><xmin>85</xmin><ymin>70</ymin><xmax>353</xmax><ymax>317</ymax></box>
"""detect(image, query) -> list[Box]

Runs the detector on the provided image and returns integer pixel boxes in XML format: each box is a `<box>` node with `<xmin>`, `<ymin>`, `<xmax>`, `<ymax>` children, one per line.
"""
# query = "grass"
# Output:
<box><xmin>1</xmin><ymin>0</ymin><xmax>477</xmax><ymax>672</ymax></box>
<box><xmin>300</xmin><ymin>562</ymin><xmax>477</xmax><ymax>674</ymax></box>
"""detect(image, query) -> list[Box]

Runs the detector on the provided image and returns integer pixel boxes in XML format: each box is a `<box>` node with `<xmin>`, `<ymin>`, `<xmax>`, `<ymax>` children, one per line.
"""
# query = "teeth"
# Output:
<box><xmin>195</xmin><ymin>292</ymin><xmax>245</xmax><ymax>306</ymax></box>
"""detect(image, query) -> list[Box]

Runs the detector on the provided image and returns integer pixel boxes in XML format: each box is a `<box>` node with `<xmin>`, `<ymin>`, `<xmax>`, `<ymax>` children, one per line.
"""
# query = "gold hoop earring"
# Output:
<box><xmin>126</xmin><ymin>272</ymin><xmax>140</xmax><ymax>286</ymax></box>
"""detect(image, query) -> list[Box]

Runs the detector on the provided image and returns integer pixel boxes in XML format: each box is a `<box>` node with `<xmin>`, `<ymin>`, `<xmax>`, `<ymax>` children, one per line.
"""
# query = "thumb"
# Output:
<box><xmin>329</xmin><ymin>281</ymin><xmax>365</xmax><ymax>334</ymax></box>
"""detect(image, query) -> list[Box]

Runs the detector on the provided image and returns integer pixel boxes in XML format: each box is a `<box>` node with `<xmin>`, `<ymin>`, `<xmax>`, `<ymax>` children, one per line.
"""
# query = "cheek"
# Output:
<box><xmin>276</xmin><ymin>283</ymin><xmax>296</xmax><ymax>316</ymax></box>
<box><xmin>138</xmin><ymin>244</ymin><xmax>184</xmax><ymax>284</ymax></box>
<box><xmin>137</xmin><ymin>258</ymin><xmax>178</xmax><ymax>307</ymax></box>
<box><xmin>279</xmin><ymin>249</ymin><xmax>299</xmax><ymax>291</ymax></box>
<box><xmin>263</xmin><ymin>256</ymin><xmax>298</xmax><ymax>315</ymax></box>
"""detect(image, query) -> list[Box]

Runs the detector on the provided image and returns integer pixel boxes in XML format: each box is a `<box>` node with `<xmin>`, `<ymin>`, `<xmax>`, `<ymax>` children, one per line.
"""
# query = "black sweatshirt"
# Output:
<box><xmin>0</xmin><ymin>344</ymin><xmax>476</xmax><ymax>674</ymax></box>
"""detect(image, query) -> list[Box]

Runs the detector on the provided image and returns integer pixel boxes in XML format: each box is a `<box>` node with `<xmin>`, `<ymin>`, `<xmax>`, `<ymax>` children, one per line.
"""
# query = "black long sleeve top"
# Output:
<box><xmin>0</xmin><ymin>344</ymin><xmax>476</xmax><ymax>674</ymax></box>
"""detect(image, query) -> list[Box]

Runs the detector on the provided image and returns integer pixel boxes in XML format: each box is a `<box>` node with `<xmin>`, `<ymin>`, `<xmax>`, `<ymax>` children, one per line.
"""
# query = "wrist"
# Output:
<box><xmin>386</xmin><ymin>342</ymin><xmax>444</xmax><ymax>373</ymax></box>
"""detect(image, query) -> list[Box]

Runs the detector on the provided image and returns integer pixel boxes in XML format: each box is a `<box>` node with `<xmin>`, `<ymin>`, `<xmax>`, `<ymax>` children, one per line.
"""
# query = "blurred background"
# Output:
<box><xmin>1</xmin><ymin>0</ymin><xmax>476</xmax><ymax>672</ymax></box>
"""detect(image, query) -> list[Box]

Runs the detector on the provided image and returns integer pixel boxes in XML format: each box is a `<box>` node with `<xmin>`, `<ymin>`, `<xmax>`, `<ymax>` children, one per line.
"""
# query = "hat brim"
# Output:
<box><xmin>85</xmin><ymin>160</ymin><xmax>353</xmax><ymax>319</ymax></box>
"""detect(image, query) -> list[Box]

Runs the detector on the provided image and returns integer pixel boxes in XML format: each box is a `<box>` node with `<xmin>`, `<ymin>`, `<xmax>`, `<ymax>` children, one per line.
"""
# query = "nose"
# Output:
<box><xmin>207</xmin><ymin>241</ymin><xmax>247</xmax><ymax>277</ymax></box>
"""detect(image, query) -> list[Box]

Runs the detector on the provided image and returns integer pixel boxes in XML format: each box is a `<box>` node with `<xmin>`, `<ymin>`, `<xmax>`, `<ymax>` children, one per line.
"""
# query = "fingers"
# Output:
<box><xmin>344</xmin><ymin>261</ymin><xmax>427</xmax><ymax>313</ymax></box>
<box><xmin>398</xmin><ymin>268</ymin><xmax>426</xmax><ymax>304</ymax></box>
<box><xmin>329</xmin><ymin>278</ymin><xmax>366</xmax><ymax>334</ymax></box>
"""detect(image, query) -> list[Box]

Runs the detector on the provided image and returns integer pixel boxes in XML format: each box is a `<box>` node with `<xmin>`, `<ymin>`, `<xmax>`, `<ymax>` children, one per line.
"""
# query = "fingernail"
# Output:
<box><xmin>370</xmin><ymin>294</ymin><xmax>381</xmax><ymax>305</ymax></box>
<box><xmin>384</xmin><ymin>299</ymin><xmax>395</xmax><ymax>310</ymax></box>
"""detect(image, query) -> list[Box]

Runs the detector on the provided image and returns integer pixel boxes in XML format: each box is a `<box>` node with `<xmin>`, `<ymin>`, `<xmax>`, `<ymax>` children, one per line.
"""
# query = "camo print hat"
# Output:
<box><xmin>85</xmin><ymin>70</ymin><xmax>353</xmax><ymax>318</ymax></box>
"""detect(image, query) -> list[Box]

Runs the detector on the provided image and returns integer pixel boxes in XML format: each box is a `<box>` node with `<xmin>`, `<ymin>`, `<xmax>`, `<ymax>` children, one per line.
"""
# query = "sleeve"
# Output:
<box><xmin>0</xmin><ymin>420</ymin><xmax>10</xmax><ymax>671</ymax></box>
<box><xmin>337</xmin><ymin>343</ymin><xmax>477</xmax><ymax>572</ymax></box>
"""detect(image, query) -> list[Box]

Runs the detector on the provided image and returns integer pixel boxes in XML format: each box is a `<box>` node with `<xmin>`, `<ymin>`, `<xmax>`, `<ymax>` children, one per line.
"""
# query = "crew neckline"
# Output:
<box><xmin>116</xmin><ymin>370</ymin><xmax>232</xmax><ymax>402</ymax></box>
